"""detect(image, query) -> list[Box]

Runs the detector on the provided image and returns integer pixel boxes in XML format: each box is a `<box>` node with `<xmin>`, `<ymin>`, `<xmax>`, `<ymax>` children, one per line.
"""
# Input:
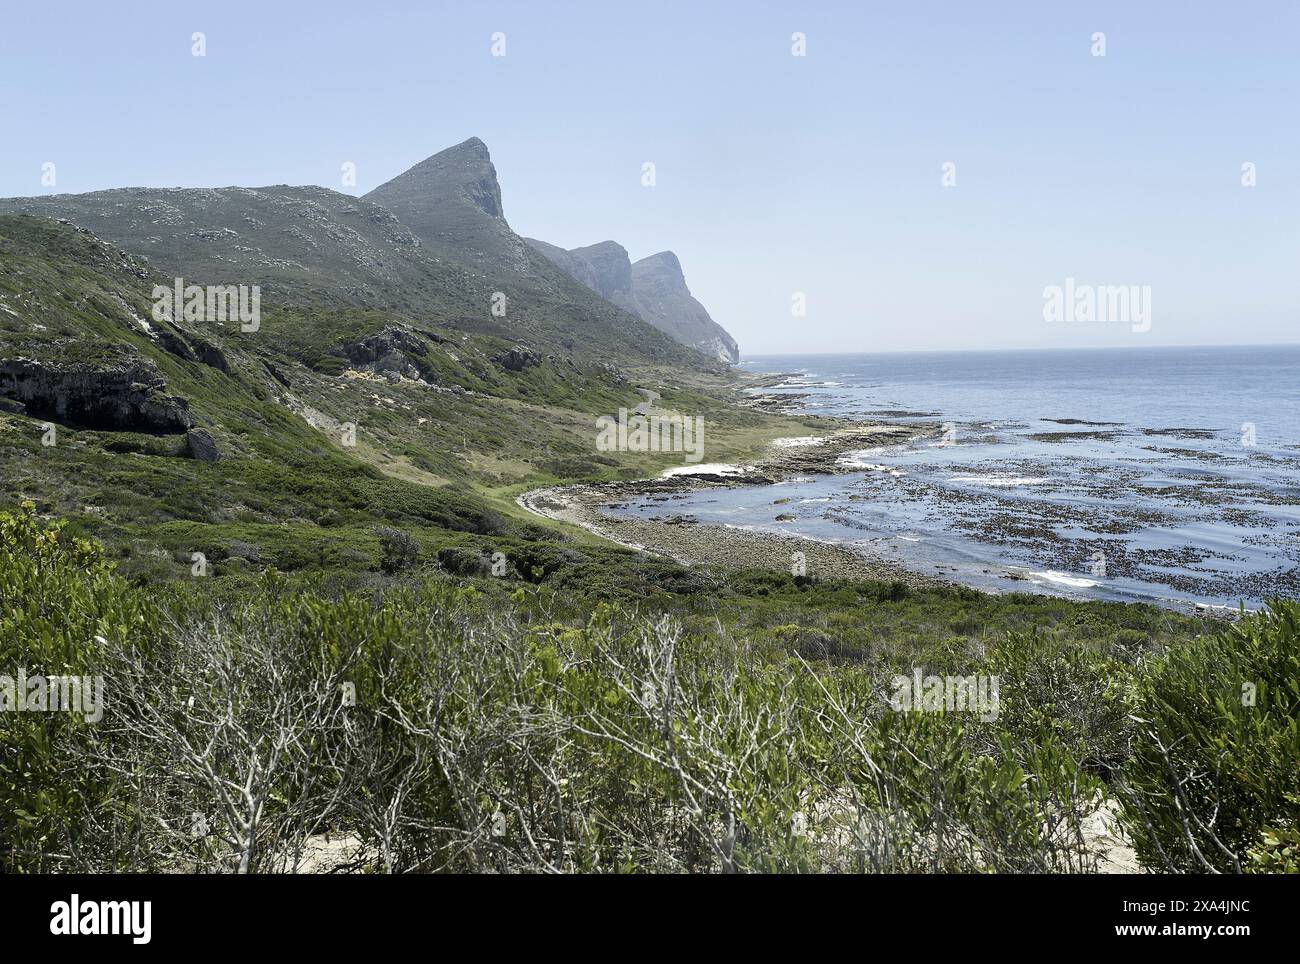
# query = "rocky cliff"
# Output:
<box><xmin>361</xmin><ymin>138</ymin><xmax>710</xmax><ymax>368</ymax></box>
<box><xmin>0</xmin><ymin>357</ymin><xmax>193</xmax><ymax>433</ymax></box>
<box><xmin>525</xmin><ymin>239</ymin><xmax>739</xmax><ymax>363</ymax></box>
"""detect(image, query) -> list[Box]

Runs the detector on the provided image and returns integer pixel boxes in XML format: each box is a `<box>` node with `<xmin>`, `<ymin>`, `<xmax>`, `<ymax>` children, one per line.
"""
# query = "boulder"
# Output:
<box><xmin>186</xmin><ymin>428</ymin><xmax>221</xmax><ymax>462</ymax></box>
<box><xmin>492</xmin><ymin>345</ymin><xmax>541</xmax><ymax>372</ymax></box>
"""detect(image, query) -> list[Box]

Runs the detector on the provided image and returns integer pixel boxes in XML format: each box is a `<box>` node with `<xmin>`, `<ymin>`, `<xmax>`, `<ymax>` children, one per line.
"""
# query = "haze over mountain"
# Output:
<box><xmin>366</xmin><ymin>138</ymin><xmax>738</xmax><ymax>363</ymax></box>
<box><xmin>0</xmin><ymin>138</ymin><xmax>727</xmax><ymax>371</ymax></box>
<box><xmin>525</xmin><ymin>238</ymin><xmax>740</xmax><ymax>363</ymax></box>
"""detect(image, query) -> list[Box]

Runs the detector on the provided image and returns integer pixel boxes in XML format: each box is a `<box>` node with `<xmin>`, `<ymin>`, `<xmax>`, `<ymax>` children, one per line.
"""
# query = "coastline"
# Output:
<box><xmin>518</xmin><ymin>408</ymin><xmax>950</xmax><ymax>588</ymax></box>
<box><xmin>520</xmin><ymin>374</ymin><xmax>1251</xmax><ymax>617</ymax></box>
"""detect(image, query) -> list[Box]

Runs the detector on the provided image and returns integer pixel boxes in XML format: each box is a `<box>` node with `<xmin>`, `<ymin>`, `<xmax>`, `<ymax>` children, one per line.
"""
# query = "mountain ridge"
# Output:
<box><xmin>525</xmin><ymin>237</ymin><xmax>740</xmax><ymax>363</ymax></box>
<box><xmin>1</xmin><ymin>137</ymin><xmax>737</xmax><ymax>368</ymax></box>
<box><xmin>357</xmin><ymin>138</ymin><xmax>721</xmax><ymax>370</ymax></box>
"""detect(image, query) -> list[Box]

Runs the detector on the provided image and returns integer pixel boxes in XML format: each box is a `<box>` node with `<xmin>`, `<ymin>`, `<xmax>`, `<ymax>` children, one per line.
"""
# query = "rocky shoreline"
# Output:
<box><xmin>519</xmin><ymin>420</ymin><xmax>948</xmax><ymax>587</ymax></box>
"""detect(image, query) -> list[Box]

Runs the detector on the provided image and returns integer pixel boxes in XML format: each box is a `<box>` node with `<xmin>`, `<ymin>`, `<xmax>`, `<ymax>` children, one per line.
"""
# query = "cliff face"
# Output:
<box><xmin>568</xmin><ymin>241</ymin><xmax>638</xmax><ymax>315</ymax></box>
<box><xmin>630</xmin><ymin>251</ymin><xmax>739</xmax><ymax>364</ymax></box>
<box><xmin>369</xmin><ymin>137</ymin><xmax>738</xmax><ymax>365</ymax></box>
<box><xmin>0</xmin><ymin>357</ymin><xmax>193</xmax><ymax>433</ymax></box>
<box><xmin>361</xmin><ymin>139</ymin><xmax>710</xmax><ymax>368</ymax></box>
<box><xmin>526</xmin><ymin>238</ymin><xmax>739</xmax><ymax>363</ymax></box>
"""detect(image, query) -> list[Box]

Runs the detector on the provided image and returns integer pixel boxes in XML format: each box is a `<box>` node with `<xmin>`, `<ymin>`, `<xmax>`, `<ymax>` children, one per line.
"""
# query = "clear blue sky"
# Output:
<box><xmin>2</xmin><ymin>0</ymin><xmax>1296</xmax><ymax>353</ymax></box>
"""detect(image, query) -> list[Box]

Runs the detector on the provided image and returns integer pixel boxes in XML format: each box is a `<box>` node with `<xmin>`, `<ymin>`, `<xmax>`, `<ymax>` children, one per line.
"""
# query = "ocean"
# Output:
<box><xmin>616</xmin><ymin>345</ymin><xmax>1300</xmax><ymax>610</ymax></box>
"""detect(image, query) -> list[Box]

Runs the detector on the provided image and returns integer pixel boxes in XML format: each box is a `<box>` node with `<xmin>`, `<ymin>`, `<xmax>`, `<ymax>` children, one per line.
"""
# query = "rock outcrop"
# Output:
<box><xmin>0</xmin><ymin>357</ymin><xmax>194</xmax><ymax>433</ymax></box>
<box><xmin>344</xmin><ymin>325</ymin><xmax>431</xmax><ymax>381</ymax></box>
<box><xmin>156</xmin><ymin>325</ymin><xmax>229</xmax><ymax>373</ymax></box>
<box><xmin>492</xmin><ymin>345</ymin><xmax>542</xmax><ymax>372</ymax></box>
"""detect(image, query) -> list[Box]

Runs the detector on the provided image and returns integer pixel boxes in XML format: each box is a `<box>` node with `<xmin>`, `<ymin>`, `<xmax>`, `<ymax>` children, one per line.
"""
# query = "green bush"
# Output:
<box><xmin>1116</xmin><ymin>601</ymin><xmax>1300</xmax><ymax>872</ymax></box>
<box><xmin>375</xmin><ymin>526</ymin><xmax>420</xmax><ymax>574</ymax></box>
<box><xmin>0</xmin><ymin>503</ymin><xmax>160</xmax><ymax>871</ymax></box>
<box><xmin>983</xmin><ymin>629</ymin><xmax>1133</xmax><ymax>771</ymax></box>
<box><xmin>435</xmin><ymin>546</ymin><xmax>490</xmax><ymax>577</ymax></box>
<box><xmin>3</xmin><ymin>510</ymin><xmax>1293</xmax><ymax>874</ymax></box>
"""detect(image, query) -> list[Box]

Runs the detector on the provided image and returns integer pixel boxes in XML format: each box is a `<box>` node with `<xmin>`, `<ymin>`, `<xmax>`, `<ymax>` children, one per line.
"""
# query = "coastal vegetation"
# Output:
<box><xmin>2</xmin><ymin>138</ymin><xmax>1295</xmax><ymax>876</ymax></box>
<box><xmin>3</xmin><ymin>503</ymin><xmax>1294</xmax><ymax>873</ymax></box>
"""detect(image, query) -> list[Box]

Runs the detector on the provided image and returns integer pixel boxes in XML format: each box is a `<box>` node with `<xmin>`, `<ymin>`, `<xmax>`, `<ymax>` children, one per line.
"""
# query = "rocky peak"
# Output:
<box><xmin>634</xmin><ymin>250</ymin><xmax>683</xmax><ymax>277</ymax></box>
<box><xmin>367</xmin><ymin>137</ymin><xmax>504</xmax><ymax>220</ymax></box>
<box><xmin>631</xmin><ymin>251</ymin><xmax>738</xmax><ymax>364</ymax></box>
<box><xmin>363</xmin><ymin>137</ymin><xmax>538</xmax><ymax>277</ymax></box>
<box><xmin>569</xmin><ymin>241</ymin><xmax>633</xmax><ymax>301</ymax></box>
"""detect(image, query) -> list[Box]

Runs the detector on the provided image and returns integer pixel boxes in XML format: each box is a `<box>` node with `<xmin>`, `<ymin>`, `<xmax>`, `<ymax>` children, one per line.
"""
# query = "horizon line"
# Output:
<box><xmin>740</xmin><ymin>341</ymin><xmax>1300</xmax><ymax>358</ymax></box>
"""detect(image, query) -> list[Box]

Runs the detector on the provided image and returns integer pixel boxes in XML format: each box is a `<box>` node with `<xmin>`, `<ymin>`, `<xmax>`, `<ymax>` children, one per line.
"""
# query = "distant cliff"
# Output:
<box><xmin>526</xmin><ymin>239</ymin><xmax>739</xmax><ymax>363</ymax></box>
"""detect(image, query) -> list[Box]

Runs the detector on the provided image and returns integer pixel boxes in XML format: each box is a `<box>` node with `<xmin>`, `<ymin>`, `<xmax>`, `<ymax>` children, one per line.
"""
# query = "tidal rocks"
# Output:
<box><xmin>0</xmin><ymin>357</ymin><xmax>193</xmax><ymax>433</ymax></box>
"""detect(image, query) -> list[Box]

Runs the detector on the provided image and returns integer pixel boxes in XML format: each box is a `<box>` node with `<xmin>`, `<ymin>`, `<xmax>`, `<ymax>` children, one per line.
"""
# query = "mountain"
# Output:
<box><xmin>630</xmin><ymin>251</ymin><xmax>739</xmax><ymax>364</ymax></box>
<box><xmin>363</xmin><ymin>138</ymin><xmax>719</xmax><ymax>369</ymax></box>
<box><xmin>0</xmin><ymin>212</ymin><xmax>747</xmax><ymax>555</ymax></box>
<box><xmin>0</xmin><ymin>147</ymin><xmax>711</xmax><ymax>371</ymax></box>
<box><xmin>0</xmin><ymin>184</ymin><xmax>477</xmax><ymax>313</ymax></box>
<box><xmin>525</xmin><ymin>239</ymin><xmax>639</xmax><ymax>316</ymax></box>
<box><xmin>364</xmin><ymin>137</ymin><xmax>528</xmax><ymax>278</ymax></box>
<box><xmin>525</xmin><ymin>238</ymin><xmax>739</xmax><ymax>363</ymax></box>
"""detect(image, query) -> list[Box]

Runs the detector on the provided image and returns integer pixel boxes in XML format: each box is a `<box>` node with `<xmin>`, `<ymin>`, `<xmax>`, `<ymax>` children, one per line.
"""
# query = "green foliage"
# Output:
<box><xmin>375</xmin><ymin>527</ymin><xmax>421</xmax><ymax>574</ymax></box>
<box><xmin>1246</xmin><ymin>818</ymin><xmax>1300</xmax><ymax>873</ymax></box>
<box><xmin>1</xmin><ymin>508</ymin><xmax>1290</xmax><ymax>874</ymax></box>
<box><xmin>1116</xmin><ymin>601</ymin><xmax>1300</xmax><ymax>872</ymax></box>
<box><xmin>982</xmin><ymin>628</ymin><xmax>1133</xmax><ymax>770</ymax></box>
<box><xmin>0</xmin><ymin>503</ymin><xmax>159</xmax><ymax>871</ymax></box>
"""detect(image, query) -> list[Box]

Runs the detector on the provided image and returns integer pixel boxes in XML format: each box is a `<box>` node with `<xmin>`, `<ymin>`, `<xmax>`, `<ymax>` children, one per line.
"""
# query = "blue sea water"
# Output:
<box><xmin>617</xmin><ymin>345</ymin><xmax>1300</xmax><ymax>610</ymax></box>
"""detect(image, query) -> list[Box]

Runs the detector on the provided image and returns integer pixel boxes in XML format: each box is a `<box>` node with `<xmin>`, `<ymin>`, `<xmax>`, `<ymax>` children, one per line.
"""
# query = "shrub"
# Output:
<box><xmin>435</xmin><ymin>546</ymin><xmax>490</xmax><ymax>578</ymax></box>
<box><xmin>982</xmin><ymin>629</ymin><xmax>1133</xmax><ymax>771</ymax></box>
<box><xmin>375</xmin><ymin>527</ymin><xmax>420</xmax><ymax>574</ymax></box>
<box><xmin>2</xmin><ymin>511</ymin><xmax>1288</xmax><ymax>875</ymax></box>
<box><xmin>0</xmin><ymin>503</ymin><xmax>160</xmax><ymax>871</ymax></box>
<box><xmin>1115</xmin><ymin>601</ymin><xmax>1300</xmax><ymax>872</ymax></box>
